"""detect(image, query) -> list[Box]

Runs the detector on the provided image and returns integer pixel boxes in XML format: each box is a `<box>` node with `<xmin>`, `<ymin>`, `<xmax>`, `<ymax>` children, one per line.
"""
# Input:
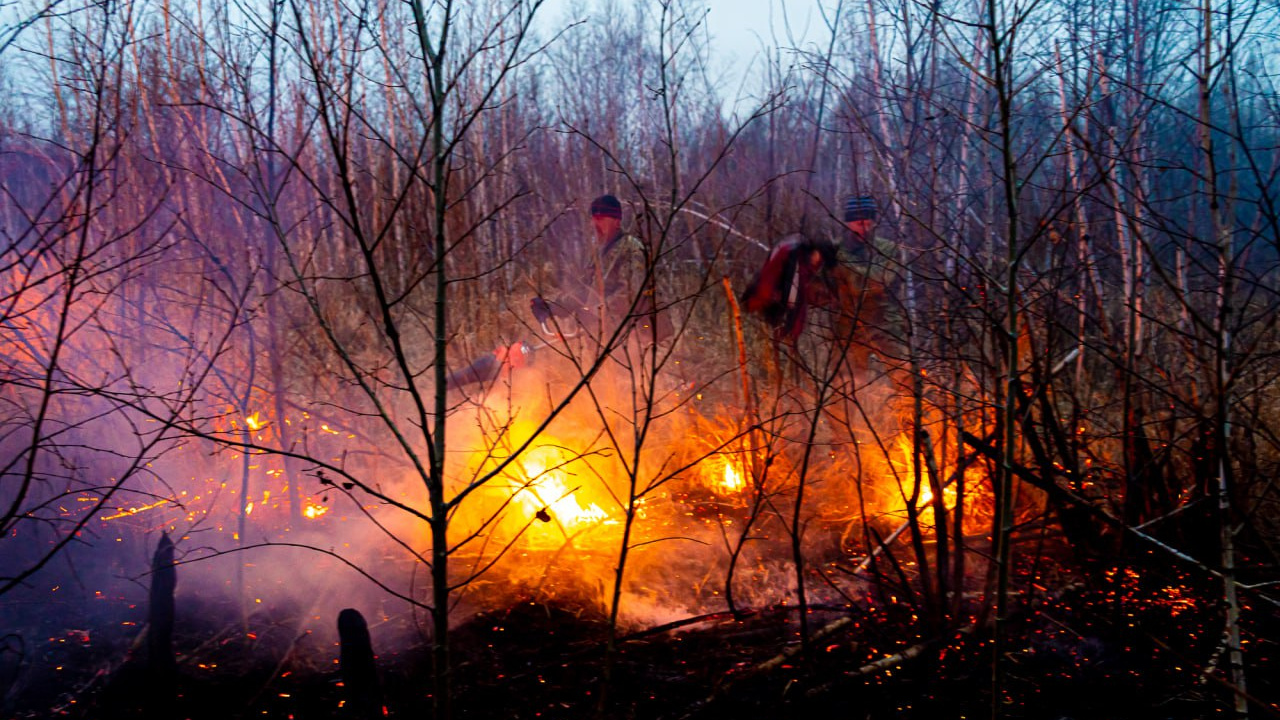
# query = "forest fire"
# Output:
<box><xmin>3</xmin><ymin>0</ymin><xmax>1279</xmax><ymax>717</ymax></box>
<box><xmin>15</xmin><ymin>367</ymin><xmax>1267</xmax><ymax>719</ymax></box>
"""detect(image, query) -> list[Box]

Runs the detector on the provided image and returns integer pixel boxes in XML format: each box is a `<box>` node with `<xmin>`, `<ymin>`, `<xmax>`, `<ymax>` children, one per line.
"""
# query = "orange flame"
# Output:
<box><xmin>704</xmin><ymin>455</ymin><xmax>746</xmax><ymax>494</ymax></box>
<box><xmin>514</xmin><ymin>450</ymin><xmax>609</xmax><ymax>531</ymax></box>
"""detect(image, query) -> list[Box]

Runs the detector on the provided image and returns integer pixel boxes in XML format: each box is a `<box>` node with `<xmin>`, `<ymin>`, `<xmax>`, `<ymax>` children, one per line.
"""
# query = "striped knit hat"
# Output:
<box><xmin>843</xmin><ymin>195</ymin><xmax>877</xmax><ymax>223</ymax></box>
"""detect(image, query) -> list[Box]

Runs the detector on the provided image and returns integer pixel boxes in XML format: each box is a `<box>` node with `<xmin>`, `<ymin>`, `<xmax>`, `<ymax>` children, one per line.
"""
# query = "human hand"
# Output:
<box><xmin>531</xmin><ymin>296</ymin><xmax>553</xmax><ymax>324</ymax></box>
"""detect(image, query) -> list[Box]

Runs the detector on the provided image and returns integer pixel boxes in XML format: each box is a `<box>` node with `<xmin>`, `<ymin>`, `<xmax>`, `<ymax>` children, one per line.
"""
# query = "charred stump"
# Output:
<box><xmin>1123</xmin><ymin>407</ymin><xmax>1172</xmax><ymax>545</ymax></box>
<box><xmin>148</xmin><ymin>532</ymin><xmax>177</xmax><ymax>710</ymax></box>
<box><xmin>338</xmin><ymin>608</ymin><xmax>383</xmax><ymax>718</ymax></box>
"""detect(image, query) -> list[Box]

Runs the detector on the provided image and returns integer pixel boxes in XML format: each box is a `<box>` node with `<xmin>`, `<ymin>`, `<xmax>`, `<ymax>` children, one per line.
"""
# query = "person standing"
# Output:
<box><xmin>532</xmin><ymin>194</ymin><xmax>658</xmax><ymax>346</ymax></box>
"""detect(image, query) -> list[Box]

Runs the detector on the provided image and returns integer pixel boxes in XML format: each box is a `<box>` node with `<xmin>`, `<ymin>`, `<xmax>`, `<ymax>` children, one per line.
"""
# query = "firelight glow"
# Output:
<box><xmin>513</xmin><ymin>449</ymin><xmax>610</xmax><ymax>535</ymax></box>
<box><xmin>709</xmin><ymin>456</ymin><xmax>746</xmax><ymax>493</ymax></box>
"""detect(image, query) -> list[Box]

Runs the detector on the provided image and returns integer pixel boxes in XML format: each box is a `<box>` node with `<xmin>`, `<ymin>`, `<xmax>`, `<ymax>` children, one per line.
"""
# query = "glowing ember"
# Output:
<box><xmin>303</xmin><ymin>502</ymin><xmax>328</xmax><ymax>519</ymax></box>
<box><xmin>100</xmin><ymin>499</ymin><xmax>170</xmax><ymax>521</ymax></box>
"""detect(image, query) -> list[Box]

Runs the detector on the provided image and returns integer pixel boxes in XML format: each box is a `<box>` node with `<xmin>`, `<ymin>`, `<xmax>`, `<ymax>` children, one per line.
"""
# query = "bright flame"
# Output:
<box><xmin>504</xmin><ymin>447</ymin><xmax>610</xmax><ymax>547</ymax></box>
<box><xmin>712</xmin><ymin>456</ymin><xmax>745</xmax><ymax>493</ymax></box>
<box><xmin>245</xmin><ymin>412</ymin><xmax>263</xmax><ymax>431</ymax></box>
<box><xmin>303</xmin><ymin>502</ymin><xmax>328</xmax><ymax>519</ymax></box>
<box><xmin>517</xmin><ymin>463</ymin><xmax>607</xmax><ymax>529</ymax></box>
<box><xmin>881</xmin><ymin>433</ymin><xmax>963</xmax><ymax>526</ymax></box>
<box><xmin>916</xmin><ymin>485</ymin><xmax>958</xmax><ymax>511</ymax></box>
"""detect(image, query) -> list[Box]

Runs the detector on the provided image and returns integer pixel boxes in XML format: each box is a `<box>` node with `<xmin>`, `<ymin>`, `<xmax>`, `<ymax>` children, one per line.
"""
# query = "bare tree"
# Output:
<box><xmin>0</xmin><ymin>0</ymin><xmax>187</xmax><ymax>598</ymax></box>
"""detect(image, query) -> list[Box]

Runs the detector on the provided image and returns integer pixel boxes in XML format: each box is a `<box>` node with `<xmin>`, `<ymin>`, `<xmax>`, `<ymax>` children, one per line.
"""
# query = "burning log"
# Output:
<box><xmin>337</xmin><ymin>608</ymin><xmax>383</xmax><ymax>719</ymax></box>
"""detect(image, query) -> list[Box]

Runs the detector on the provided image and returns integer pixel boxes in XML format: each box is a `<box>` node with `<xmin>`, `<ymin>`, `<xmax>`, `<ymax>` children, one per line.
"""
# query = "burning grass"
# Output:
<box><xmin>4</xmin><ymin>345</ymin><xmax>1278</xmax><ymax>719</ymax></box>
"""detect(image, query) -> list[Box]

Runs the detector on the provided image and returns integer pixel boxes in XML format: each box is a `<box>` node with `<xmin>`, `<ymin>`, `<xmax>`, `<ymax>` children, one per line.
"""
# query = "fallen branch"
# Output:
<box><xmin>842</xmin><ymin>640</ymin><xmax>925</xmax><ymax>679</ymax></box>
<box><xmin>806</xmin><ymin>625</ymin><xmax>976</xmax><ymax>698</ymax></box>
<box><xmin>621</xmin><ymin>611</ymin><xmax>748</xmax><ymax>641</ymax></box>
<box><xmin>844</xmin><ymin>518</ymin><xmax>911</xmax><ymax>576</ymax></box>
<box><xmin>753</xmin><ymin>616</ymin><xmax>854</xmax><ymax>675</ymax></box>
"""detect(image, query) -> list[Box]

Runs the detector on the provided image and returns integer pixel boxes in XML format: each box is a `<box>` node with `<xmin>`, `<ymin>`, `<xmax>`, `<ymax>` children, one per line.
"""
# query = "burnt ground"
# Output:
<box><xmin>3</xmin><ymin>553</ymin><xmax>1276</xmax><ymax>720</ymax></box>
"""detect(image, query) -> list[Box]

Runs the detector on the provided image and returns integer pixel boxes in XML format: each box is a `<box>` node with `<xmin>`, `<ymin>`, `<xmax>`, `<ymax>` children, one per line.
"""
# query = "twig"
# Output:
<box><xmin>843</xmin><ymin>518</ymin><xmax>911</xmax><ymax>576</ymax></box>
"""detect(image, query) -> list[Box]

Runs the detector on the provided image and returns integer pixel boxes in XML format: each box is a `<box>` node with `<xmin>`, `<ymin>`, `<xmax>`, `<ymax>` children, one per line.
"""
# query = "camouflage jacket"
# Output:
<box><xmin>556</xmin><ymin>232</ymin><xmax>654</xmax><ymax>338</ymax></box>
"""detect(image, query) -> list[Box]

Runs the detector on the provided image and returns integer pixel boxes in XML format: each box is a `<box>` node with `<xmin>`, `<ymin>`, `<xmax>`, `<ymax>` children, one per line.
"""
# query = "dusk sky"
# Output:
<box><xmin>538</xmin><ymin>0</ymin><xmax>828</xmax><ymax>101</ymax></box>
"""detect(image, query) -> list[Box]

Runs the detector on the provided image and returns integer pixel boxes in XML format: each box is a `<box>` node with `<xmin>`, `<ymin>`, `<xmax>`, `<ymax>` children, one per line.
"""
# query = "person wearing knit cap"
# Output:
<box><xmin>590</xmin><ymin>194</ymin><xmax>622</xmax><ymax>219</ymax></box>
<box><xmin>843</xmin><ymin>195</ymin><xmax>877</xmax><ymax>241</ymax></box>
<box><xmin>585</xmin><ymin>194</ymin><xmax>646</xmax><ymax>329</ymax></box>
<box><xmin>741</xmin><ymin>193</ymin><xmax>893</xmax><ymax>369</ymax></box>
<box><xmin>830</xmin><ymin>193</ymin><xmax>893</xmax><ymax>367</ymax></box>
<box><xmin>531</xmin><ymin>194</ymin><xmax>660</xmax><ymax>346</ymax></box>
<box><xmin>588</xmin><ymin>194</ymin><xmax>626</xmax><ymax>255</ymax></box>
